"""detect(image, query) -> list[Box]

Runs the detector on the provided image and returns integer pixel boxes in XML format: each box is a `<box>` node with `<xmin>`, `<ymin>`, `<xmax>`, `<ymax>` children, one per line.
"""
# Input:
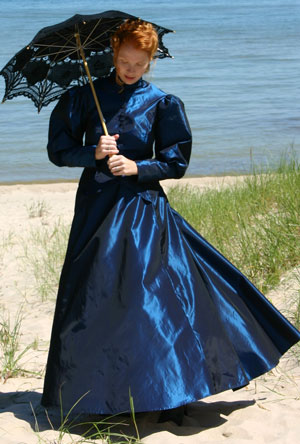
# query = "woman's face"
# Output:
<box><xmin>115</xmin><ymin>42</ymin><xmax>151</xmax><ymax>85</ymax></box>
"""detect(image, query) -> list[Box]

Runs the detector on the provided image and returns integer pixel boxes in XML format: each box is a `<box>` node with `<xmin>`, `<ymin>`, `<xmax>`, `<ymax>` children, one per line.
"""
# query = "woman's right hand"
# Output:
<box><xmin>95</xmin><ymin>134</ymin><xmax>119</xmax><ymax>160</ymax></box>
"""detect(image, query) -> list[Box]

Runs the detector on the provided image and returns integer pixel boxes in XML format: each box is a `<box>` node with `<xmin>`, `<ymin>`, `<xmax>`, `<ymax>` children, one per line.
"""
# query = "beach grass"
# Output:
<box><xmin>167</xmin><ymin>155</ymin><xmax>300</xmax><ymax>294</ymax></box>
<box><xmin>293</xmin><ymin>273</ymin><xmax>300</xmax><ymax>331</ymax></box>
<box><xmin>26</xmin><ymin>199</ymin><xmax>50</xmax><ymax>219</ymax></box>
<box><xmin>33</xmin><ymin>391</ymin><xmax>141</xmax><ymax>444</ymax></box>
<box><xmin>0</xmin><ymin>307</ymin><xmax>38</xmax><ymax>381</ymax></box>
<box><xmin>295</xmin><ymin>292</ymin><xmax>300</xmax><ymax>330</ymax></box>
<box><xmin>52</xmin><ymin>416</ymin><xmax>141</xmax><ymax>444</ymax></box>
<box><xmin>22</xmin><ymin>219</ymin><xmax>70</xmax><ymax>301</ymax></box>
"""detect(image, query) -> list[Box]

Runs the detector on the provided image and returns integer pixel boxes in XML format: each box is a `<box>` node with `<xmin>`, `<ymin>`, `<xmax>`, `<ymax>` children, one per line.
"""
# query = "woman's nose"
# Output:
<box><xmin>127</xmin><ymin>65</ymin><xmax>135</xmax><ymax>73</ymax></box>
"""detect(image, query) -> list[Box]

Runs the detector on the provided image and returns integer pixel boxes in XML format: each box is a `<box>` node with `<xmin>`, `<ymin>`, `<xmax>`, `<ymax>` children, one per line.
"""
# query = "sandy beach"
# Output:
<box><xmin>0</xmin><ymin>178</ymin><xmax>299</xmax><ymax>444</ymax></box>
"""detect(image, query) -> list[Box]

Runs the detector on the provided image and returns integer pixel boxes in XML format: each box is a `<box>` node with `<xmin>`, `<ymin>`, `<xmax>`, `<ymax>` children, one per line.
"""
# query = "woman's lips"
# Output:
<box><xmin>124</xmin><ymin>75</ymin><xmax>135</xmax><ymax>81</ymax></box>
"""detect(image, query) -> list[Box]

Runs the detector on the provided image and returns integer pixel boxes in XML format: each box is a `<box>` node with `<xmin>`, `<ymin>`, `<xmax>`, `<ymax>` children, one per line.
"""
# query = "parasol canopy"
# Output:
<box><xmin>0</xmin><ymin>10</ymin><xmax>173</xmax><ymax>134</ymax></box>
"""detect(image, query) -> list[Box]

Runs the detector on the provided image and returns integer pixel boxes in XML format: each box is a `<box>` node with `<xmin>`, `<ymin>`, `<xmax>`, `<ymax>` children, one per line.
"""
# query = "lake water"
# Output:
<box><xmin>0</xmin><ymin>0</ymin><xmax>299</xmax><ymax>182</ymax></box>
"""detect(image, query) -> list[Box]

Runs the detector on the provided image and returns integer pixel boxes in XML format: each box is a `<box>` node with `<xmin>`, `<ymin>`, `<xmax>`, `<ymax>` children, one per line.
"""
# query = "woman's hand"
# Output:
<box><xmin>107</xmin><ymin>154</ymin><xmax>138</xmax><ymax>176</ymax></box>
<box><xmin>95</xmin><ymin>134</ymin><xmax>119</xmax><ymax>160</ymax></box>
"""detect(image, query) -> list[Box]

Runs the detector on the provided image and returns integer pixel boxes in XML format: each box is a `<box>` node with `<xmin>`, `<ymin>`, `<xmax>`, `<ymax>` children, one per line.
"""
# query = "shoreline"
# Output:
<box><xmin>0</xmin><ymin>173</ymin><xmax>249</xmax><ymax>188</ymax></box>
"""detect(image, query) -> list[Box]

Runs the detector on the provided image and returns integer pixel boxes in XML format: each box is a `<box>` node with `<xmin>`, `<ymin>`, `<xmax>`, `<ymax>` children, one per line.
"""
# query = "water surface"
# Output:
<box><xmin>0</xmin><ymin>0</ymin><xmax>299</xmax><ymax>182</ymax></box>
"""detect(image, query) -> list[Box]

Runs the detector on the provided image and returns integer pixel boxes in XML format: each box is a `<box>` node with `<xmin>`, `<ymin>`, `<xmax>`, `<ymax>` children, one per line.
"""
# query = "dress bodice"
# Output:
<box><xmin>47</xmin><ymin>71</ymin><xmax>192</xmax><ymax>186</ymax></box>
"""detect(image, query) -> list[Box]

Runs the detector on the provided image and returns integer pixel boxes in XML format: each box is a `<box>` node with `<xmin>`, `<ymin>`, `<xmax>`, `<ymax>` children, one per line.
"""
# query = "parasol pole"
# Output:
<box><xmin>75</xmin><ymin>32</ymin><xmax>109</xmax><ymax>136</ymax></box>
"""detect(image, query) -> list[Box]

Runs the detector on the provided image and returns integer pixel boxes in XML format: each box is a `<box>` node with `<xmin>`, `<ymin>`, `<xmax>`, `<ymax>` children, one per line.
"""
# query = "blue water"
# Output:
<box><xmin>0</xmin><ymin>0</ymin><xmax>299</xmax><ymax>182</ymax></box>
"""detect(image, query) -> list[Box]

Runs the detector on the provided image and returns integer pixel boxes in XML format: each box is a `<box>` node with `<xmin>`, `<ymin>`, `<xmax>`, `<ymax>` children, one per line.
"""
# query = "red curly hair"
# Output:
<box><xmin>111</xmin><ymin>19</ymin><xmax>159</xmax><ymax>65</ymax></box>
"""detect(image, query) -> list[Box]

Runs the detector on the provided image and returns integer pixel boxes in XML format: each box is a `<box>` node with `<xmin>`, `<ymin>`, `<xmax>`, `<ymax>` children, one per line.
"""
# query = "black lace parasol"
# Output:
<box><xmin>0</xmin><ymin>10</ymin><xmax>173</xmax><ymax>134</ymax></box>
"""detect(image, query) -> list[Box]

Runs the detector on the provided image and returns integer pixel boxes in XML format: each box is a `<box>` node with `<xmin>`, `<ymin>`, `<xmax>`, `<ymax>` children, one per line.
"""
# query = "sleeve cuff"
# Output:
<box><xmin>136</xmin><ymin>159</ymin><xmax>158</xmax><ymax>183</ymax></box>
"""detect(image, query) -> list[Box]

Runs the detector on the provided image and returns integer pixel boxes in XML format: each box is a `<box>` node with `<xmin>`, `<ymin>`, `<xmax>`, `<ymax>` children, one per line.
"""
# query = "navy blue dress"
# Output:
<box><xmin>41</xmin><ymin>71</ymin><xmax>300</xmax><ymax>414</ymax></box>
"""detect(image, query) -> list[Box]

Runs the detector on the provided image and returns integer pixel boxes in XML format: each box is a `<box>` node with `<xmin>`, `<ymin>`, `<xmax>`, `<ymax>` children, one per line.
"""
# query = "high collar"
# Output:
<box><xmin>108</xmin><ymin>69</ymin><xmax>147</xmax><ymax>92</ymax></box>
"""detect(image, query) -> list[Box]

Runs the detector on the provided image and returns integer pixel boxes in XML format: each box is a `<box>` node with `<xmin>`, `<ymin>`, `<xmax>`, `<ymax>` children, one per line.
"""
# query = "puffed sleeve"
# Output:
<box><xmin>135</xmin><ymin>95</ymin><xmax>192</xmax><ymax>182</ymax></box>
<box><xmin>47</xmin><ymin>88</ymin><xmax>97</xmax><ymax>168</ymax></box>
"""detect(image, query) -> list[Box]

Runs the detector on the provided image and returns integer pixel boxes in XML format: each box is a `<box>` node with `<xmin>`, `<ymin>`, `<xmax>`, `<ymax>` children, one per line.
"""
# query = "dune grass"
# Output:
<box><xmin>0</xmin><ymin>307</ymin><xmax>38</xmax><ymax>381</ymax></box>
<box><xmin>34</xmin><ymin>411</ymin><xmax>141</xmax><ymax>444</ymax></box>
<box><xmin>167</xmin><ymin>155</ymin><xmax>300</xmax><ymax>295</ymax></box>
<box><xmin>22</xmin><ymin>219</ymin><xmax>70</xmax><ymax>301</ymax></box>
<box><xmin>26</xmin><ymin>199</ymin><xmax>50</xmax><ymax>219</ymax></box>
<box><xmin>33</xmin><ymin>390</ymin><xmax>141</xmax><ymax>444</ymax></box>
<box><xmin>293</xmin><ymin>274</ymin><xmax>300</xmax><ymax>331</ymax></box>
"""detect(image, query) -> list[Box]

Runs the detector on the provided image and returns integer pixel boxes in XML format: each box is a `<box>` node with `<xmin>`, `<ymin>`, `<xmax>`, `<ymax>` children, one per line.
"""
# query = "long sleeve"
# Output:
<box><xmin>136</xmin><ymin>95</ymin><xmax>192</xmax><ymax>183</ymax></box>
<box><xmin>47</xmin><ymin>88</ymin><xmax>98</xmax><ymax>168</ymax></box>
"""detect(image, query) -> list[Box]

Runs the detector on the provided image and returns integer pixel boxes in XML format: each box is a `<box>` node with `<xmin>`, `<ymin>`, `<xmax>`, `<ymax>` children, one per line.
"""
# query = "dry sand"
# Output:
<box><xmin>0</xmin><ymin>178</ymin><xmax>299</xmax><ymax>444</ymax></box>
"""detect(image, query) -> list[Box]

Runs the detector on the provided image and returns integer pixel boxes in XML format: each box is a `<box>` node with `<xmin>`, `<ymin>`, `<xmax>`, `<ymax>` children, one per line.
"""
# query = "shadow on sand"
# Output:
<box><xmin>0</xmin><ymin>389</ymin><xmax>256</xmax><ymax>441</ymax></box>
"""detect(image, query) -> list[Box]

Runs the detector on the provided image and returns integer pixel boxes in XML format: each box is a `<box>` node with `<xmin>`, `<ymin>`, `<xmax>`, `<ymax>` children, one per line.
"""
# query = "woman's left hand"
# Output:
<box><xmin>107</xmin><ymin>154</ymin><xmax>138</xmax><ymax>176</ymax></box>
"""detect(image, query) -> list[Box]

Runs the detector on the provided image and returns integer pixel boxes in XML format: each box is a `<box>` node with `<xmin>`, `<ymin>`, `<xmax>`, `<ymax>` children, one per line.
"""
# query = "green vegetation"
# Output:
<box><xmin>0</xmin><ymin>307</ymin><xmax>38</xmax><ymax>381</ymax></box>
<box><xmin>292</xmin><ymin>275</ymin><xmax>300</xmax><ymax>331</ymax></box>
<box><xmin>294</xmin><ymin>293</ymin><xmax>300</xmax><ymax>330</ymax></box>
<box><xmin>22</xmin><ymin>220</ymin><xmax>70</xmax><ymax>301</ymax></box>
<box><xmin>33</xmin><ymin>391</ymin><xmax>141</xmax><ymax>444</ymax></box>
<box><xmin>26</xmin><ymin>199</ymin><xmax>50</xmax><ymax>218</ymax></box>
<box><xmin>167</xmin><ymin>155</ymin><xmax>300</xmax><ymax>294</ymax></box>
<box><xmin>0</xmin><ymin>231</ymin><xmax>15</xmax><ymax>265</ymax></box>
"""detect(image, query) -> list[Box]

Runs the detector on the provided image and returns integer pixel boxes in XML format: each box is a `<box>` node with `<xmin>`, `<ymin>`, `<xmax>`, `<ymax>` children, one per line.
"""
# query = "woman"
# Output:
<box><xmin>41</xmin><ymin>19</ymin><xmax>300</xmax><ymax>422</ymax></box>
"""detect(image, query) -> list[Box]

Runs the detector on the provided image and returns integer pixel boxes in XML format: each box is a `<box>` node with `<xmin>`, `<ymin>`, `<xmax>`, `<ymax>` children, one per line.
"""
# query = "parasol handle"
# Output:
<box><xmin>75</xmin><ymin>32</ymin><xmax>109</xmax><ymax>136</ymax></box>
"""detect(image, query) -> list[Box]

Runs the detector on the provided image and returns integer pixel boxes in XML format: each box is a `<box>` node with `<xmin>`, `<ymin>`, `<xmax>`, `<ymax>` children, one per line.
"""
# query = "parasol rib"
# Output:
<box><xmin>1</xmin><ymin>11</ymin><xmax>174</xmax><ymax>114</ymax></box>
<box><xmin>75</xmin><ymin>30</ymin><xmax>108</xmax><ymax>135</ymax></box>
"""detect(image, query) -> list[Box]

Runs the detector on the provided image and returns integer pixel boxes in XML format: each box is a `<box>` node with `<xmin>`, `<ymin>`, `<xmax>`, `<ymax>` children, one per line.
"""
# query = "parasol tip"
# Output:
<box><xmin>1</xmin><ymin>98</ymin><xmax>6</xmax><ymax>104</ymax></box>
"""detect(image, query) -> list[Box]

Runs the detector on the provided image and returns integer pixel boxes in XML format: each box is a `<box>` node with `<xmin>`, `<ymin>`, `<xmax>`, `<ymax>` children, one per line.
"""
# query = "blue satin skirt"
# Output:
<box><xmin>41</xmin><ymin>177</ymin><xmax>300</xmax><ymax>414</ymax></box>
